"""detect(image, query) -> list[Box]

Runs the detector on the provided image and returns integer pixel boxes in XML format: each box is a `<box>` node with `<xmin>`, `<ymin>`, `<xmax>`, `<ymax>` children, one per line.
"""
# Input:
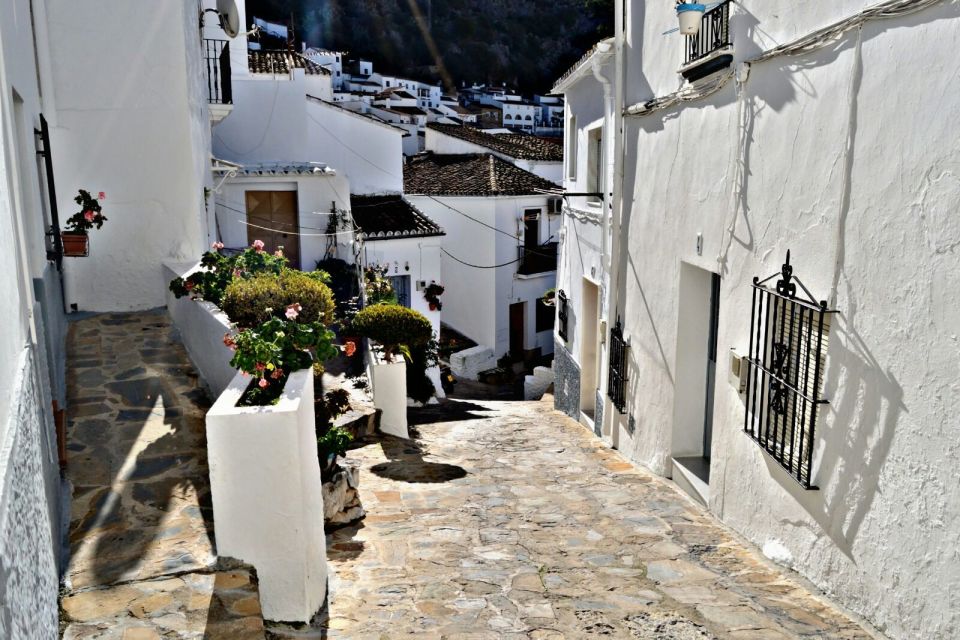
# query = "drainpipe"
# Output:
<box><xmin>598</xmin><ymin>0</ymin><xmax>627</xmax><ymax>445</ymax></box>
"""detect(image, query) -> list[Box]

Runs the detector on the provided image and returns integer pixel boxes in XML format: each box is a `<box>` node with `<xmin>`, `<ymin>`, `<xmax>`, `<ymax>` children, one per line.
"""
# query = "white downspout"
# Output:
<box><xmin>599</xmin><ymin>0</ymin><xmax>627</xmax><ymax>445</ymax></box>
<box><xmin>590</xmin><ymin>43</ymin><xmax>615</xmax><ymax>273</ymax></box>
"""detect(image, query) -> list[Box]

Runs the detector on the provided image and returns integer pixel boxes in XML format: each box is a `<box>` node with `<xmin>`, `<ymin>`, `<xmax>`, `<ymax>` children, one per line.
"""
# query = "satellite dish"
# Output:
<box><xmin>216</xmin><ymin>0</ymin><xmax>240</xmax><ymax>38</ymax></box>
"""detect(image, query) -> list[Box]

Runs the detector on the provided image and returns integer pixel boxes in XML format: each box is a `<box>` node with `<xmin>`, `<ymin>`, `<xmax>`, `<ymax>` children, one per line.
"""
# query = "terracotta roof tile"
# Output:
<box><xmin>404</xmin><ymin>153</ymin><xmax>560</xmax><ymax>197</ymax></box>
<box><xmin>350</xmin><ymin>195</ymin><xmax>444</xmax><ymax>239</ymax></box>
<box><xmin>427</xmin><ymin>124</ymin><xmax>563</xmax><ymax>161</ymax></box>
<box><xmin>248</xmin><ymin>50</ymin><xmax>330</xmax><ymax>76</ymax></box>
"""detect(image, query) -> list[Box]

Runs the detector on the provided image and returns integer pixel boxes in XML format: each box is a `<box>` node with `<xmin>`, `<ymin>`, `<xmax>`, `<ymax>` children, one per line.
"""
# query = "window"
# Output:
<box><xmin>743</xmin><ymin>252</ymin><xmax>833</xmax><ymax>489</ymax></box>
<box><xmin>536</xmin><ymin>299</ymin><xmax>555</xmax><ymax>332</ymax></box>
<box><xmin>587</xmin><ymin>127</ymin><xmax>603</xmax><ymax>204</ymax></box>
<box><xmin>504</xmin><ymin>114</ymin><xmax>513</xmax><ymax>120</ymax></box>
<box><xmin>566</xmin><ymin>115</ymin><xmax>577</xmax><ymax>180</ymax></box>
<box><xmin>525</xmin><ymin>115</ymin><xmax>532</xmax><ymax>121</ymax></box>
<box><xmin>557</xmin><ymin>290</ymin><xmax>569</xmax><ymax>341</ymax></box>
<box><xmin>608</xmin><ymin>318</ymin><xmax>628</xmax><ymax>413</ymax></box>
<box><xmin>387</xmin><ymin>275</ymin><xmax>411</xmax><ymax>308</ymax></box>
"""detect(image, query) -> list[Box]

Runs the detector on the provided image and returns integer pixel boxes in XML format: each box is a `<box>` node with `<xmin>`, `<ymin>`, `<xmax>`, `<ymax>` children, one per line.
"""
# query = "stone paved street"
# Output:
<box><xmin>61</xmin><ymin>312</ymin><xmax>264</xmax><ymax>639</ymax></box>
<box><xmin>323</xmin><ymin>400</ymin><xmax>876</xmax><ymax>639</ymax></box>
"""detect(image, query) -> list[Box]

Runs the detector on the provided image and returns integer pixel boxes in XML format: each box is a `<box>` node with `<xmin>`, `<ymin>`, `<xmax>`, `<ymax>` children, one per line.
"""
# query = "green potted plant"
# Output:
<box><xmin>424</xmin><ymin>282</ymin><xmax>445</xmax><ymax>311</ymax></box>
<box><xmin>61</xmin><ymin>189</ymin><xmax>107</xmax><ymax>257</ymax></box>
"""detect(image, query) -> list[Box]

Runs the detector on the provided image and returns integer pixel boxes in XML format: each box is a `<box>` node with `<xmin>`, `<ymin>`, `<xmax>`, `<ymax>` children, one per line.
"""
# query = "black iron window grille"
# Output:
<box><xmin>204</xmin><ymin>39</ymin><xmax>233</xmax><ymax>105</ymax></box>
<box><xmin>557</xmin><ymin>290</ymin><xmax>569</xmax><ymax>341</ymax></box>
<box><xmin>608</xmin><ymin>318</ymin><xmax>628</xmax><ymax>414</ymax></box>
<box><xmin>743</xmin><ymin>252</ymin><xmax>834</xmax><ymax>490</ymax></box>
<box><xmin>685</xmin><ymin>1</ymin><xmax>732</xmax><ymax>65</ymax></box>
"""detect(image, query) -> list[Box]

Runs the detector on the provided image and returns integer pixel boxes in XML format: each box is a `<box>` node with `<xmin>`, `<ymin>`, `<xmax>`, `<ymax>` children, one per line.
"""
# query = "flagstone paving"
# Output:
<box><xmin>61</xmin><ymin>312</ymin><xmax>264</xmax><ymax>639</ymax></box>
<box><xmin>319</xmin><ymin>399</ymin><xmax>877</xmax><ymax>639</ymax></box>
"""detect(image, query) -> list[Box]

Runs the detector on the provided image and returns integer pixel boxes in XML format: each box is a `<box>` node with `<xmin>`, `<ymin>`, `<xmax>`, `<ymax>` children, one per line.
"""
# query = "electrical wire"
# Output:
<box><xmin>626</xmin><ymin>0</ymin><xmax>943</xmax><ymax>118</ymax></box>
<box><xmin>441</xmin><ymin>248</ymin><xmax>522</xmax><ymax>269</ymax></box>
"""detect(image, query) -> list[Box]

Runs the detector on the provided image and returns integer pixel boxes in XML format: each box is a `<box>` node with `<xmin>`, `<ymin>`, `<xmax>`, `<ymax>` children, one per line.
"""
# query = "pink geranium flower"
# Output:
<box><xmin>83</xmin><ymin>210</ymin><xmax>96</xmax><ymax>223</ymax></box>
<box><xmin>255</xmin><ymin>362</ymin><xmax>266</xmax><ymax>372</ymax></box>
<box><xmin>344</xmin><ymin>341</ymin><xmax>357</xmax><ymax>357</ymax></box>
<box><xmin>212</xmin><ymin>241</ymin><xmax>224</xmax><ymax>250</ymax></box>
<box><xmin>222</xmin><ymin>333</ymin><xmax>236</xmax><ymax>349</ymax></box>
<box><xmin>258</xmin><ymin>378</ymin><xmax>269</xmax><ymax>389</ymax></box>
<box><xmin>274</xmin><ymin>249</ymin><xmax>284</xmax><ymax>258</ymax></box>
<box><xmin>285</xmin><ymin>303</ymin><xmax>302</xmax><ymax>320</ymax></box>
<box><xmin>271</xmin><ymin>368</ymin><xmax>283</xmax><ymax>380</ymax></box>
<box><xmin>252</xmin><ymin>239</ymin><xmax>265</xmax><ymax>252</ymax></box>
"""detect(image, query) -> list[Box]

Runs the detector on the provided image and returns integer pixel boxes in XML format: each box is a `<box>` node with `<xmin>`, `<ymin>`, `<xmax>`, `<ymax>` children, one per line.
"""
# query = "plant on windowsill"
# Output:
<box><xmin>541</xmin><ymin>287</ymin><xmax>557</xmax><ymax>307</ymax></box>
<box><xmin>423</xmin><ymin>282</ymin><xmax>444</xmax><ymax>311</ymax></box>
<box><xmin>61</xmin><ymin>189</ymin><xmax>107</xmax><ymax>257</ymax></box>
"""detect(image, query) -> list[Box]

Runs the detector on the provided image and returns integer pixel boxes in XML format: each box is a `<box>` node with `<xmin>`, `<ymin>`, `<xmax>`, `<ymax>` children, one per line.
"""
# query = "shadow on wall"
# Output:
<box><xmin>766</xmin><ymin>299</ymin><xmax>904</xmax><ymax>560</ymax></box>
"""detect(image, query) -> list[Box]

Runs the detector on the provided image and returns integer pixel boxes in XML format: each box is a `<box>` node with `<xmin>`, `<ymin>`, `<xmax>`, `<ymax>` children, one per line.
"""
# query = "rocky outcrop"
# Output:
<box><xmin>323</xmin><ymin>461</ymin><xmax>365</xmax><ymax>528</ymax></box>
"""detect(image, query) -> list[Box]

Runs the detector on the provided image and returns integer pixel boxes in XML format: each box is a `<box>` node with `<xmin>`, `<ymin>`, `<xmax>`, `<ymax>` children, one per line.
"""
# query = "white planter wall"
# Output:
<box><xmin>206</xmin><ymin>369</ymin><xmax>327</xmax><ymax>623</ymax></box>
<box><xmin>365</xmin><ymin>345</ymin><xmax>408</xmax><ymax>439</ymax></box>
<box><xmin>163</xmin><ymin>262</ymin><xmax>237</xmax><ymax>398</ymax></box>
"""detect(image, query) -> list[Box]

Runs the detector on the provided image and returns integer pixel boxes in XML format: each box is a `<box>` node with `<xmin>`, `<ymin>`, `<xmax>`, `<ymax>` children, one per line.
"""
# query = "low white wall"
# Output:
<box><xmin>163</xmin><ymin>262</ymin><xmax>236</xmax><ymax>398</ymax></box>
<box><xmin>365</xmin><ymin>344</ymin><xmax>408</xmax><ymax>439</ymax></box>
<box><xmin>206</xmin><ymin>369</ymin><xmax>327</xmax><ymax>623</ymax></box>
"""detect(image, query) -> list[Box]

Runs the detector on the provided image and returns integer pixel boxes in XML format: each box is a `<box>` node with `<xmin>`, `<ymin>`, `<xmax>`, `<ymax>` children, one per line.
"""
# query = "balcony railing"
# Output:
<box><xmin>204</xmin><ymin>39</ymin><xmax>233</xmax><ymax>105</ymax></box>
<box><xmin>517</xmin><ymin>242</ymin><xmax>558</xmax><ymax>276</ymax></box>
<box><xmin>685</xmin><ymin>1</ymin><xmax>732</xmax><ymax>65</ymax></box>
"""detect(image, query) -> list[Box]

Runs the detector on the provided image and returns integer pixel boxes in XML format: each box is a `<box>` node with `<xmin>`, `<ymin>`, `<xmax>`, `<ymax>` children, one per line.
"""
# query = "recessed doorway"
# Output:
<box><xmin>579</xmin><ymin>278</ymin><xmax>601</xmax><ymax>423</ymax></box>
<box><xmin>671</xmin><ymin>264</ymin><xmax>721</xmax><ymax>506</ymax></box>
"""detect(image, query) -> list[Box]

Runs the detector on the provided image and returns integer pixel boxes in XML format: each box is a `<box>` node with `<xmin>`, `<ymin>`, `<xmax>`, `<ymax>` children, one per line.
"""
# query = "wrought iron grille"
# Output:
<box><xmin>204</xmin><ymin>39</ymin><xmax>233</xmax><ymax>104</ymax></box>
<box><xmin>685</xmin><ymin>1</ymin><xmax>732</xmax><ymax>65</ymax></box>
<box><xmin>608</xmin><ymin>318</ymin><xmax>628</xmax><ymax>414</ymax></box>
<box><xmin>743</xmin><ymin>252</ymin><xmax>834</xmax><ymax>489</ymax></box>
<box><xmin>557</xmin><ymin>290</ymin><xmax>569</xmax><ymax>341</ymax></box>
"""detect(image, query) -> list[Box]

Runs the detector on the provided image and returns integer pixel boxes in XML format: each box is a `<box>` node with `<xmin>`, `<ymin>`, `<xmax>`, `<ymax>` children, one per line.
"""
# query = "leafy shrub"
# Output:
<box><xmin>318</xmin><ymin>427</ymin><xmax>353</xmax><ymax>478</ymax></box>
<box><xmin>222</xmin><ymin>270</ymin><xmax>336</xmax><ymax>329</ymax></box>
<box><xmin>169</xmin><ymin>242</ymin><xmax>289</xmax><ymax>307</ymax></box>
<box><xmin>230</xmin><ymin>316</ymin><xmax>339</xmax><ymax>406</ymax></box>
<box><xmin>364</xmin><ymin>266</ymin><xmax>396</xmax><ymax>306</ymax></box>
<box><xmin>351</xmin><ymin>304</ymin><xmax>432</xmax><ymax>359</ymax></box>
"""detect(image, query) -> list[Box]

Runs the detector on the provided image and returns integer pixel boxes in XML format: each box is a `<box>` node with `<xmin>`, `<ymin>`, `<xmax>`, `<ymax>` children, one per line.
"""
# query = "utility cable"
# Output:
<box><xmin>441</xmin><ymin>248</ymin><xmax>522</xmax><ymax>269</ymax></box>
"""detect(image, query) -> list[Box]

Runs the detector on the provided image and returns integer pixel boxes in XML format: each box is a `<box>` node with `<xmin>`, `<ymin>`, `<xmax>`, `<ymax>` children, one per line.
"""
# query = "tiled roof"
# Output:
<box><xmin>390</xmin><ymin>105</ymin><xmax>428</xmax><ymax>116</ymax></box>
<box><xmin>404</xmin><ymin>153</ymin><xmax>561</xmax><ymax>197</ymax></box>
<box><xmin>427</xmin><ymin>124</ymin><xmax>563</xmax><ymax>162</ymax></box>
<box><xmin>236</xmin><ymin>162</ymin><xmax>335</xmax><ymax>176</ymax></box>
<box><xmin>350</xmin><ymin>195</ymin><xmax>444</xmax><ymax>240</ymax></box>
<box><xmin>248</xmin><ymin>50</ymin><xmax>330</xmax><ymax>75</ymax></box>
<box><xmin>552</xmin><ymin>37</ymin><xmax>614</xmax><ymax>93</ymax></box>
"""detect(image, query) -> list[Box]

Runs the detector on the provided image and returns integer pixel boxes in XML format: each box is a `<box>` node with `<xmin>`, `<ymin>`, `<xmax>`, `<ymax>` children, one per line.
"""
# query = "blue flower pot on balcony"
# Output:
<box><xmin>676</xmin><ymin>3</ymin><xmax>706</xmax><ymax>35</ymax></box>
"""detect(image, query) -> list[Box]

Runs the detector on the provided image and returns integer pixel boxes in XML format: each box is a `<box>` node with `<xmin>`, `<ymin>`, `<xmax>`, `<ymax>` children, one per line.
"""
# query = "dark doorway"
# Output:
<box><xmin>702</xmin><ymin>272</ymin><xmax>721</xmax><ymax>459</ymax></box>
<box><xmin>509</xmin><ymin>302</ymin><xmax>525</xmax><ymax>359</ymax></box>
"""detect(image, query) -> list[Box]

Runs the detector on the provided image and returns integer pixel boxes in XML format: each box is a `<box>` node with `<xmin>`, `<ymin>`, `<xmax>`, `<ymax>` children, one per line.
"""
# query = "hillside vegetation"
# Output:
<box><xmin>246</xmin><ymin>0</ymin><xmax>613</xmax><ymax>92</ymax></box>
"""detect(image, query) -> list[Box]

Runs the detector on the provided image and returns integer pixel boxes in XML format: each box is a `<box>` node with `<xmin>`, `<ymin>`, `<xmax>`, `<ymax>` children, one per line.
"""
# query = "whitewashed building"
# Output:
<box><xmin>553</xmin><ymin>1</ymin><xmax>960</xmax><ymax>638</ymax></box>
<box><xmin>405</xmin><ymin>153</ymin><xmax>562</xmax><ymax>360</ymax></box>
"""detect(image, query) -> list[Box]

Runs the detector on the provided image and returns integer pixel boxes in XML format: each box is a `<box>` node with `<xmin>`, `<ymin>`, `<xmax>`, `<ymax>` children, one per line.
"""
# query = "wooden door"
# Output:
<box><xmin>245</xmin><ymin>191</ymin><xmax>301</xmax><ymax>268</ymax></box>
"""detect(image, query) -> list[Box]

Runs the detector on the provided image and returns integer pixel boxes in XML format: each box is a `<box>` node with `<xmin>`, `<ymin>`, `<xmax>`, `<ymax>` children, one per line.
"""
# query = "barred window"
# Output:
<box><xmin>608</xmin><ymin>318</ymin><xmax>628</xmax><ymax>414</ymax></box>
<box><xmin>557</xmin><ymin>290</ymin><xmax>569</xmax><ymax>341</ymax></box>
<box><xmin>743</xmin><ymin>253</ymin><xmax>834</xmax><ymax>489</ymax></box>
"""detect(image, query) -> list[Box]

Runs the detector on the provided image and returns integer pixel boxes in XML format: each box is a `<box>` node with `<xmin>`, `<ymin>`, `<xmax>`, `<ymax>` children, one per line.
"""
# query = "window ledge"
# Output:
<box><xmin>678</xmin><ymin>45</ymin><xmax>734</xmax><ymax>80</ymax></box>
<box><xmin>515</xmin><ymin>271</ymin><xmax>554</xmax><ymax>280</ymax></box>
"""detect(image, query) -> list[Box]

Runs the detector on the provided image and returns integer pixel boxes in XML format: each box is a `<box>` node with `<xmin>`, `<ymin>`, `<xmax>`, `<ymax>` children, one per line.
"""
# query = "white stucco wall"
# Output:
<box><xmin>212</xmin><ymin>78</ymin><xmax>405</xmax><ymax>195</ymax></box>
<box><xmin>409</xmin><ymin>195</ymin><xmax>557</xmax><ymax>357</ymax></box>
<box><xmin>46</xmin><ymin>0</ymin><xmax>212</xmax><ymax>311</ymax></box>
<box><xmin>0</xmin><ymin>1</ymin><xmax>68</xmax><ymax>633</ymax></box>
<box><xmin>612</xmin><ymin>2</ymin><xmax>960</xmax><ymax>637</ymax></box>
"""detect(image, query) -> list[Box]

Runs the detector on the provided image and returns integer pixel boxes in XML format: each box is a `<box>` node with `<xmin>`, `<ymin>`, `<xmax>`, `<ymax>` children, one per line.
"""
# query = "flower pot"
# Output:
<box><xmin>676</xmin><ymin>3</ymin><xmax>706</xmax><ymax>36</ymax></box>
<box><xmin>61</xmin><ymin>232</ymin><xmax>89</xmax><ymax>257</ymax></box>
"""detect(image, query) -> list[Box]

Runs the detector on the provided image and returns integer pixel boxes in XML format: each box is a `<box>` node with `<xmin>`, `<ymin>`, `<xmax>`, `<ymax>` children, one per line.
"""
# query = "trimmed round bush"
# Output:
<box><xmin>221</xmin><ymin>271</ymin><xmax>336</xmax><ymax>329</ymax></box>
<box><xmin>351</xmin><ymin>304</ymin><xmax>432</xmax><ymax>356</ymax></box>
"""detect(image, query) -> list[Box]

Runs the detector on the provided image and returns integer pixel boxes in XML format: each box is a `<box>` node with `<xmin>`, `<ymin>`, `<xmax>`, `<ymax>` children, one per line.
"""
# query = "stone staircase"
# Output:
<box><xmin>60</xmin><ymin>313</ymin><xmax>267</xmax><ymax>639</ymax></box>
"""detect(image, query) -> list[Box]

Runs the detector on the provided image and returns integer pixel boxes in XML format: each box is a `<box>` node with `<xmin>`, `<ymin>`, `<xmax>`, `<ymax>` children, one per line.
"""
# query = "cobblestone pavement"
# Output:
<box><xmin>323</xmin><ymin>399</ymin><xmax>876</xmax><ymax>639</ymax></box>
<box><xmin>61</xmin><ymin>312</ymin><xmax>264</xmax><ymax>639</ymax></box>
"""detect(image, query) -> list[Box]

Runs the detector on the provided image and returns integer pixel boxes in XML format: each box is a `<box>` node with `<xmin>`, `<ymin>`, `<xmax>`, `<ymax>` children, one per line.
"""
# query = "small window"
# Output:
<box><xmin>557</xmin><ymin>290</ymin><xmax>569</xmax><ymax>341</ymax></box>
<box><xmin>587</xmin><ymin>127</ymin><xmax>603</xmax><ymax>204</ymax></box>
<box><xmin>505</xmin><ymin>114</ymin><xmax>513</xmax><ymax>120</ymax></box>
<box><xmin>566</xmin><ymin>115</ymin><xmax>577</xmax><ymax>180</ymax></box>
<box><xmin>536</xmin><ymin>299</ymin><xmax>555</xmax><ymax>332</ymax></box>
<box><xmin>608</xmin><ymin>318</ymin><xmax>628</xmax><ymax>413</ymax></box>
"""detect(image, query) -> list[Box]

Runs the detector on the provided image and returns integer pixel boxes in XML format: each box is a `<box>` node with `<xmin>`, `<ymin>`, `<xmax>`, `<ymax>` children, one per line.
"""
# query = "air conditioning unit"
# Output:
<box><xmin>548</xmin><ymin>197</ymin><xmax>563</xmax><ymax>215</ymax></box>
